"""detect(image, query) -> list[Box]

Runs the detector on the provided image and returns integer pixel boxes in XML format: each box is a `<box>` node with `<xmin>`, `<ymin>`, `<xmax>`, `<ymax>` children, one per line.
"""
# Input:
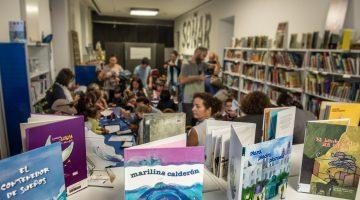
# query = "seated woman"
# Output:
<box><xmin>44</xmin><ymin>68</ymin><xmax>76</xmax><ymax>111</ymax></box>
<box><xmin>234</xmin><ymin>91</ymin><xmax>271</xmax><ymax>143</ymax></box>
<box><xmin>187</xmin><ymin>92</ymin><xmax>222</xmax><ymax>146</ymax></box>
<box><xmin>127</xmin><ymin>78</ymin><xmax>148</xmax><ymax>98</ymax></box>
<box><xmin>276</xmin><ymin>92</ymin><xmax>316</xmax><ymax>144</ymax></box>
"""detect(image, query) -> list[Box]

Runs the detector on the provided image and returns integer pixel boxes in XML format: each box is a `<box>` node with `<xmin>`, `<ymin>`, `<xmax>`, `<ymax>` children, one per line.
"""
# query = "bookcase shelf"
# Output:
<box><xmin>223</xmin><ymin>47</ymin><xmax>360</xmax><ymax>117</ymax></box>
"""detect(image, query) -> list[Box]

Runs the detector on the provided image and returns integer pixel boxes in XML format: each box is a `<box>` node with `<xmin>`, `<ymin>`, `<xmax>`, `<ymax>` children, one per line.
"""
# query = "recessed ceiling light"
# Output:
<box><xmin>130</xmin><ymin>8</ymin><xmax>159</xmax><ymax>16</ymax></box>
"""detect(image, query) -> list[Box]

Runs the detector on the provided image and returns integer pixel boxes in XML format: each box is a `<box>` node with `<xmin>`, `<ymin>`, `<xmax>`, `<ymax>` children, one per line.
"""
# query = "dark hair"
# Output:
<box><xmin>195</xmin><ymin>46</ymin><xmax>208</xmax><ymax>54</ymax></box>
<box><xmin>130</xmin><ymin>78</ymin><xmax>144</xmax><ymax>91</ymax></box>
<box><xmin>225</xmin><ymin>98</ymin><xmax>233</xmax><ymax>104</ymax></box>
<box><xmin>277</xmin><ymin>92</ymin><xmax>303</xmax><ymax>109</ymax></box>
<box><xmin>109</xmin><ymin>54</ymin><xmax>117</xmax><ymax>59</ymax></box>
<box><xmin>240</xmin><ymin>91</ymin><xmax>270</xmax><ymax>115</ymax></box>
<box><xmin>160</xmin><ymin>90</ymin><xmax>171</xmax><ymax>101</ymax></box>
<box><xmin>141</xmin><ymin>57</ymin><xmax>150</xmax><ymax>65</ymax></box>
<box><xmin>136</xmin><ymin>96</ymin><xmax>150</xmax><ymax>105</ymax></box>
<box><xmin>171</xmin><ymin>50</ymin><xmax>179</xmax><ymax>57</ymax></box>
<box><xmin>87</xmin><ymin>107</ymin><xmax>99</xmax><ymax>119</ymax></box>
<box><xmin>55</xmin><ymin>68</ymin><xmax>74</xmax><ymax>86</ymax></box>
<box><xmin>193</xmin><ymin>92</ymin><xmax>222</xmax><ymax>115</ymax></box>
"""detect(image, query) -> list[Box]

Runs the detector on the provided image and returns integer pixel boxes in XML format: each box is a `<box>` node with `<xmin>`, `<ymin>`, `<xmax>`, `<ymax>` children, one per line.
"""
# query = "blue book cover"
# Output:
<box><xmin>0</xmin><ymin>143</ymin><xmax>66</xmax><ymax>200</ymax></box>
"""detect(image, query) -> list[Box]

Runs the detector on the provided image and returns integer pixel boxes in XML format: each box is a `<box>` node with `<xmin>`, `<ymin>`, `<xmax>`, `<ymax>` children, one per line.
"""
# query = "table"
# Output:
<box><xmin>69</xmin><ymin>144</ymin><xmax>360</xmax><ymax>200</ymax></box>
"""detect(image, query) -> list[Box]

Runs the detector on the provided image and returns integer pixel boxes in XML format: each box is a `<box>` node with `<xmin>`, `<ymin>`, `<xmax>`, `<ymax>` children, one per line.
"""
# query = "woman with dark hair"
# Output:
<box><xmin>187</xmin><ymin>92</ymin><xmax>222</xmax><ymax>146</ymax></box>
<box><xmin>103</xmin><ymin>55</ymin><xmax>124</xmax><ymax>100</ymax></box>
<box><xmin>127</xmin><ymin>78</ymin><xmax>147</xmax><ymax>97</ymax></box>
<box><xmin>276</xmin><ymin>92</ymin><xmax>316</xmax><ymax>144</ymax></box>
<box><xmin>235</xmin><ymin>91</ymin><xmax>271</xmax><ymax>143</ymax></box>
<box><xmin>44</xmin><ymin>68</ymin><xmax>75</xmax><ymax>110</ymax></box>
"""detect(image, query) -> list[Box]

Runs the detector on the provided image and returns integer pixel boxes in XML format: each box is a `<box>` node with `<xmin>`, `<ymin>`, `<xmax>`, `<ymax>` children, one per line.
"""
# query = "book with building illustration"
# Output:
<box><xmin>227</xmin><ymin>125</ymin><xmax>293</xmax><ymax>200</ymax></box>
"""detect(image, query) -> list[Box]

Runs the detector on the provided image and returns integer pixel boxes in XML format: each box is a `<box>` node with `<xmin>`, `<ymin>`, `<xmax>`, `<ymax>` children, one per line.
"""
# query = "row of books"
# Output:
<box><xmin>306</xmin><ymin>52</ymin><xmax>360</xmax><ymax>75</ymax></box>
<box><xmin>242</xmin><ymin>64</ymin><xmax>265</xmax><ymax>80</ymax></box>
<box><xmin>243</xmin><ymin>80</ymin><xmax>264</xmax><ymax>92</ymax></box>
<box><xmin>223</xmin><ymin>75</ymin><xmax>239</xmax><ymax>88</ymax></box>
<box><xmin>225</xmin><ymin>49</ymin><xmax>243</xmax><ymax>60</ymax></box>
<box><xmin>305</xmin><ymin>74</ymin><xmax>360</xmax><ymax>102</ymax></box>
<box><xmin>264</xmin><ymin>51</ymin><xmax>304</xmax><ymax>68</ymax></box>
<box><xmin>267</xmin><ymin>68</ymin><xmax>302</xmax><ymax>88</ymax></box>
<box><xmin>224</xmin><ymin>61</ymin><xmax>240</xmax><ymax>73</ymax></box>
<box><xmin>267</xmin><ymin>88</ymin><xmax>301</xmax><ymax>105</ymax></box>
<box><xmin>232</xmin><ymin>35</ymin><xmax>270</xmax><ymax>48</ymax></box>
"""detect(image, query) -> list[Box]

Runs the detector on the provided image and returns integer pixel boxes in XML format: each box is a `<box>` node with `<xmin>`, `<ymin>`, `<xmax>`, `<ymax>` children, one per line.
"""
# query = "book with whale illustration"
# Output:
<box><xmin>25</xmin><ymin>115</ymin><xmax>87</xmax><ymax>195</ymax></box>
<box><xmin>124</xmin><ymin>137</ymin><xmax>204</xmax><ymax>200</ymax></box>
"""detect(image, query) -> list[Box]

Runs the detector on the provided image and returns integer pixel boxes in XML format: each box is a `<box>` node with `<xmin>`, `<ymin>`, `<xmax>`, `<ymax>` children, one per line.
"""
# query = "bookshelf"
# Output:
<box><xmin>0</xmin><ymin>43</ymin><xmax>53</xmax><ymax>155</ymax></box>
<box><xmin>222</xmin><ymin>47</ymin><xmax>360</xmax><ymax>117</ymax></box>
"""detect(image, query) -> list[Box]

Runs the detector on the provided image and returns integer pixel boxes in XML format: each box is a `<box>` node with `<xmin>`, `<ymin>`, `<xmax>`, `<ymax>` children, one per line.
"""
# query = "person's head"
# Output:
<box><xmin>55</xmin><ymin>68</ymin><xmax>75</xmax><ymax>88</ymax></box>
<box><xmin>240</xmin><ymin>91</ymin><xmax>270</xmax><ymax>115</ymax></box>
<box><xmin>130</xmin><ymin>78</ymin><xmax>144</xmax><ymax>91</ymax></box>
<box><xmin>193</xmin><ymin>47</ymin><xmax>208</xmax><ymax>64</ymax></box>
<box><xmin>114</xmin><ymin>88</ymin><xmax>122</xmax><ymax>99</ymax></box>
<box><xmin>87</xmin><ymin>83</ymin><xmax>100</xmax><ymax>93</ymax></box>
<box><xmin>141</xmin><ymin>57</ymin><xmax>150</xmax><ymax>68</ymax></box>
<box><xmin>109</xmin><ymin>55</ymin><xmax>118</xmax><ymax>66</ymax></box>
<box><xmin>87</xmin><ymin>107</ymin><xmax>101</xmax><ymax>120</ymax></box>
<box><xmin>276</xmin><ymin>92</ymin><xmax>303</xmax><ymax>109</ymax></box>
<box><xmin>87</xmin><ymin>90</ymin><xmax>102</xmax><ymax>106</ymax></box>
<box><xmin>170</xmin><ymin>50</ymin><xmax>179</xmax><ymax>61</ymax></box>
<box><xmin>155</xmin><ymin>80</ymin><xmax>165</xmax><ymax>92</ymax></box>
<box><xmin>208</xmin><ymin>52</ymin><xmax>218</xmax><ymax>62</ymax></box>
<box><xmin>192</xmin><ymin>92</ymin><xmax>222</xmax><ymax>121</ymax></box>
<box><xmin>136</xmin><ymin>96</ymin><xmax>150</xmax><ymax>107</ymax></box>
<box><xmin>224</xmin><ymin>98</ymin><xmax>233</xmax><ymax>112</ymax></box>
<box><xmin>160</xmin><ymin>90</ymin><xmax>171</xmax><ymax>101</ymax></box>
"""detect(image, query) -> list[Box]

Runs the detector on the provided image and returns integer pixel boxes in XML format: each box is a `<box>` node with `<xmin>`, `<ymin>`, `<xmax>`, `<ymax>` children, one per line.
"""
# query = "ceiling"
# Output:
<box><xmin>87</xmin><ymin>0</ymin><xmax>210</xmax><ymax>20</ymax></box>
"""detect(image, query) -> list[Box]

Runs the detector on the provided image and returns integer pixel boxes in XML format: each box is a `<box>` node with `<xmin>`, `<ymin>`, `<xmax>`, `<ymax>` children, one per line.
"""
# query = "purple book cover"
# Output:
<box><xmin>124</xmin><ymin>147</ymin><xmax>205</xmax><ymax>200</ymax></box>
<box><xmin>26</xmin><ymin>116</ymin><xmax>87</xmax><ymax>189</ymax></box>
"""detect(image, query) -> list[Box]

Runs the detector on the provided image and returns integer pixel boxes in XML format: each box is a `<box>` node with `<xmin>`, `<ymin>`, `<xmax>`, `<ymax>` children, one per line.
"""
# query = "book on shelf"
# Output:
<box><xmin>329</xmin><ymin>33</ymin><xmax>340</xmax><ymax>49</ymax></box>
<box><xmin>298</xmin><ymin>119</ymin><xmax>360</xmax><ymax>200</ymax></box>
<box><xmin>311</xmin><ymin>31</ymin><xmax>320</xmax><ymax>49</ymax></box>
<box><xmin>305</xmin><ymin>74</ymin><xmax>360</xmax><ymax>102</ymax></box>
<box><xmin>301</xmin><ymin>33</ymin><xmax>308</xmax><ymax>49</ymax></box>
<box><xmin>275</xmin><ymin>22</ymin><xmax>288</xmax><ymax>49</ymax></box>
<box><xmin>225</xmin><ymin>61</ymin><xmax>240</xmax><ymax>73</ymax></box>
<box><xmin>243</xmin><ymin>51</ymin><xmax>267</xmax><ymax>63</ymax></box>
<box><xmin>0</xmin><ymin>143</ymin><xmax>66</xmax><ymax>200</ymax></box>
<box><xmin>225</xmin><ymin>49</ymin><xmax>243</xmax><ymax>60</ymax></box>
<box><xmin>289</xmin><ymin>33</ymin><xmax>298</xmax><ymax>49</ymax></box>
<box><xmin>267</xmin><ymin>88</ymin><xmax>301</xmax><ymax>105</ymax></box>
<box><xmin>23</xmin><ymin>114</ymin><xmax>87</xmax><ymax>195</ymax></box>
<box><xmin>306</xmin><ymin>32</ymin><xmax>313</xmax><ymax>49</ymax></box>
<box><xmin>262</xmin><ymin>107</ymin><xmax>296</xmax><ymax>141</ymax></box>
<box><xmin>224</xmin><ymin>75</ymin><xmax>240</xmax><ymax>88</ymax></box>
<box><xmin>265</xmin><ymin>51</ymin><xmax>304</xmax><ymax>68</ymax></box>
<box><xmin>322</xmin><ymin>30</ymin><xmax>331</xmax><ymax>49</ymax></box>
<box><xmin>227</xmin><ymin>133</ymin><xmax>293</xmax><ymax>200</ymax></box>
<box><xmin>307</xmin><ymin>97</ymin><xmax>323</xmax><ymax>118</ymax></box>
<box><xmin>308</xmin><ymin>52</ymin><xmax>359</xmax><ymax>75</ymax></box>
<box><xmin>319</xmin><ymin>102</ymin><xmax>360</xmax><ymax>126</ymax></box>
<box><xmin>242</xmin><ymin>64</ymin><xmax>265</xmax><ymax>81</ymax></box>
<box><xmin>340</xmin><ymin>29</ymin><xmax>353</xmax><ymax>50</ymax></box>
<box><xmin>124</xmin><ymin>139</ymin><xmax>204</xmax><ymax>200</ymax></box>
<box><xmin>267</xmin><ymin>68</ymin><xmax>301</xmax><ymax>88</ymax></box>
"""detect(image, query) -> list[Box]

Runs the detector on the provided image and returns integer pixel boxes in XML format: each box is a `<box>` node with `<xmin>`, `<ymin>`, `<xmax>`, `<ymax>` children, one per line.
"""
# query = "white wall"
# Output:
<box><xmin>0</xmin><ymin>0</ymin><xmax>22</xmax><ymax>42</ymax></box>
<box><xmin>174</xmin><ymin>0</ymin><xmax>360</xmax><ymax>58</ymax></box>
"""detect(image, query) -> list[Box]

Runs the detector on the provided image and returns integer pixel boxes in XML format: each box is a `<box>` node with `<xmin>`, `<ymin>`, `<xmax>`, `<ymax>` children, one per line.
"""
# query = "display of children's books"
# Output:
<box><xmin>319</xmin><ymin>102</ymin><xmax>360</xmax><ymax>126</ymax></box>
<box><xmin>204</xmin><ymin>120</ymin><xmax>256</xmax><ymax>170</ymax></box>
<box><xmin>262</xmin><ymin>107</ymin><xmax>296</xmax><ymax>141</ymax></box>
<box><xmin>0</xmin><ymin>143</ymin><xmax>66</xmax><ymax>200</ymax></box>
<box><xmin>298</xmin><ymin>119</ymin><xmax>360</xmax><ymax>200</ymax></box>
<box><xmin>124</xmin><ymin>144</ymin><xmax>204</xmax><ymax>200</ymax></box>
<box><xmin>9</xmin><ymin>21</ymin><xmax>26</xmax><ymax>43</ymax></box>
<box><xmin>228</xmin><ymin>125</ymin><xmax>293</xmax><ymax>200</ymax></box>
<box><xmin>25</xmin><ymin>115</ymin><xmax>87</xmax><ymax>195</ymax></box>
<box><xmin>141</xmin><ymin>113</ymin><xmax>186</xmax><ymax>144</ymax></box>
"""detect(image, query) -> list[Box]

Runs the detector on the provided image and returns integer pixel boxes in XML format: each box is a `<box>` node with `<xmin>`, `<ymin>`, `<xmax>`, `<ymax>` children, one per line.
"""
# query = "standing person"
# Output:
<box><xmin>133</xmin><ymin>57</ymin><xmax>152</xmax><ymax>89</ymax></box>
<box><xmin>205</xmin><ymin>52</ymin><xmax>222</xmax><ymax>95</ymax></box>
<box><xmin>164</xmin><ymin>50</ymin><xmax>182</xmax><ymax>94</ymax></box>
<box><xmin>103</xmin><ymin>55</ymin><xmax>124</xmax><ymax>100</ymax></box>
<box><xmin>179</xmin><ymin>47</ymin><xmax>208</xmax><ymax>126</ymax></box>
<box><xmin>276</xmin><ymin>92</ymin><xmax>316</xmax><ymax>144</ymax></box>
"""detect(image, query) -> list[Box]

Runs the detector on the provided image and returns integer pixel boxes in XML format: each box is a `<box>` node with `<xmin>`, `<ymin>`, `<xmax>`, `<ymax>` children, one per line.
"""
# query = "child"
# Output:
<box><xmin>110</xmin><ymin>88</ymin><xmax>125</xmax><ymax>107</ymax></box>
<box><xmin>86</xmin><ymin>107</ymin><xmax>109</xmax><ymax>134</ymax></box>
<box><xmin>156</xmin><ymin>90</ymin><xmax>177</xmax><ymax>112</ymax></box>
<box><xmin>222</xmin><ymin>98</ymin><xmax>239</xmax><ymax>121</ymax></box>
<box><xmin>151</xmin><ymin>80</ymin><xmax>165</xmax><ymax>102</ymax></box>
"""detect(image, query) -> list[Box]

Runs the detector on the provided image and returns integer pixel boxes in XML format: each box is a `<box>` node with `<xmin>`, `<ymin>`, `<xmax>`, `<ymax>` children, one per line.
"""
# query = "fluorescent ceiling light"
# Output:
<box><xmin>130</xmin><ymin>8</ymin><xmax>159</xmax><ymax>16</ymax></box>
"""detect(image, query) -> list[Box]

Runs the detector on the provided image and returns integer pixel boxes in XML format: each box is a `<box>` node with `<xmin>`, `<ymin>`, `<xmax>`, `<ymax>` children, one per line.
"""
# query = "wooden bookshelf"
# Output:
<box><xmin>222</xmin><ymin>47</ymin><xmax>360</xmax><ymax>116</ymax></box>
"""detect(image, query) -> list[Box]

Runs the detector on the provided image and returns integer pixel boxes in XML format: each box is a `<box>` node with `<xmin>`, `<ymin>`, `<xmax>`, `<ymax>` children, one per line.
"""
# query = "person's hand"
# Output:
<box><xmin>198</xmin><ymin>74</ymin><xmax>205</xmax><ymax>81</ymax></box>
